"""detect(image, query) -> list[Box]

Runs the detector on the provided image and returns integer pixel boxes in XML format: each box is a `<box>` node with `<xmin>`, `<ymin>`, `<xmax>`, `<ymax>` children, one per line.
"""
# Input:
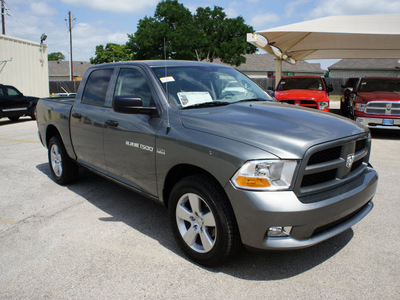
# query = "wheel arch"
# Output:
<box><xmin>162</xmin><ymin>164</ymin><xmax>227</xmax><ymax>209</ymax></box>
<box><xmin>45</xmin><ymin>125</ymin><xmax>61</xmax><ymax>148</ymax></box>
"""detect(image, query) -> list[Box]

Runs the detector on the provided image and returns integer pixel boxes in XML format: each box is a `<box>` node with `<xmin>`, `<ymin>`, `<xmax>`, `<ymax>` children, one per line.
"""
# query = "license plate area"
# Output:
<box><xmin>382</xmin><ymin>119</ymin><xmax>394</xmax><ymax>126</ymax></box>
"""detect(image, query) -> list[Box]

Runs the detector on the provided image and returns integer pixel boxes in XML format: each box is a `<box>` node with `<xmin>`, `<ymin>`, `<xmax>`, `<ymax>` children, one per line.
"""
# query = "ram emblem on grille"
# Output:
<box><xmin>346</xmin><ymin>154</ymin><xmax>355</xmax><ymax>169</ymax></box>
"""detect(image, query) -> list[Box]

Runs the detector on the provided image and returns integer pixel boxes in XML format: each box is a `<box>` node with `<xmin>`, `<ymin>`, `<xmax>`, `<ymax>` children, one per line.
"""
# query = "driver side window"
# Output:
<box><xmin>114</xmin><ymin>68</ymin><xmax>155</xmax><ymax>107</ymax></box>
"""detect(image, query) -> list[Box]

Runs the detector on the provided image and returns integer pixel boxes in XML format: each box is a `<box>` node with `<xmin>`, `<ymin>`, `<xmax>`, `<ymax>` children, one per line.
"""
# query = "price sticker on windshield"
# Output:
<box><xmin>177</xmin><ymin>92</ymin><xmax>213</xmax><ymax>107</ymax></box>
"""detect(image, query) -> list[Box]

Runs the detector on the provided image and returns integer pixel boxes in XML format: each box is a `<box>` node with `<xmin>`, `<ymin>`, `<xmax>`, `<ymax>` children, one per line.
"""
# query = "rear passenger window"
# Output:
<box><xmin>7</xmin><ymin>87</ymin><xmax>21</xmax><ymax>96</ymax></box>
<box><xmin>82</xmin><ymin>69</ymin><xmax>113</xmax><ymax>106</ymax></box>
<box><xmin>114</xmin><ymin>68</ymin><xmax>155</xmax><ymax>107</ymax></box>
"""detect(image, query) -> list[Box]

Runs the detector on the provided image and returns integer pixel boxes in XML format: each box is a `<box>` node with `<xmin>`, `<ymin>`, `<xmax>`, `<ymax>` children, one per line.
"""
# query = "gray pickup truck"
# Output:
<box><xmin>37</xmin><ymin>61</ymin><xmax>378</xmax><ymax>266</ymax></box>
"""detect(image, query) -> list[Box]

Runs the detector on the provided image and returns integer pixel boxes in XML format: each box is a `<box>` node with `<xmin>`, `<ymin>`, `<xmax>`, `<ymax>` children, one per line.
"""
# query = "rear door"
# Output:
<box><xmin>103</xmin><ymin>67</ymin><xmax>161</xmax><ymax>196</ymax></box>
<box><xmin>70</xmin><ymin>68</ymin><xmax>114</xmax><ymax>171</ymax></box>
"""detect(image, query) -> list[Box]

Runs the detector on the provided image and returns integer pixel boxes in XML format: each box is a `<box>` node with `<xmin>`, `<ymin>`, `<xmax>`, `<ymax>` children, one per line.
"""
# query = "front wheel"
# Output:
<box><xmin>48</xmin><ymin>136</ymin><xmax>78</xmax><ymax>185</ymax></box>
<box><xmin>169</xmin><ymin>175</ymin><xmax>240</xmax><ymax>266</ymax></box>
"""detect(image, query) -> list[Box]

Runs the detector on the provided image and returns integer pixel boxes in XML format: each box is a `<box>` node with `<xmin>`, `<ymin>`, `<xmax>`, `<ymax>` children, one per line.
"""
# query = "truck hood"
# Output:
<box><xmin>358</xmin><ymin>91</ymin><xmax>400</xmax><ymax>103</ymax></box>
<box><xmin>275</xmin><ymin>90</ymin><xmax>327</xmax><ymax>101</ymax></box>
<box><xmin>179</xmin><ymin>101</ymin><xmax>367</xmax><ymax>159</ymax></box>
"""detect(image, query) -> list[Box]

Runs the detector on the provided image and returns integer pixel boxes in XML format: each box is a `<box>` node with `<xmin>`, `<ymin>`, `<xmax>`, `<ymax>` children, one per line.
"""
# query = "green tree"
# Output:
<box><xmin>90</xmin><ymin>43</ymin><xmax>133</xmax><ymax>64</ymax></box>
<box><xmin>48</xmin><ymin>52</ymin><xmax>65</xmax><ymax>61</ymax></box>
<box><xmin>127</xmin><ymin>0</ymin><xmax>199</xmax><ymax>61</ymax></box>
<box><xmin>127</xmin><ymin>0</ymin><xmax>256</xmax><ymax>66</ymax></box>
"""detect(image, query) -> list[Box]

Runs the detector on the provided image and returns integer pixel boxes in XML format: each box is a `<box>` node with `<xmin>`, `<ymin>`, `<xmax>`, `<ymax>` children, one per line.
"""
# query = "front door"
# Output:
<box><xmin>104</xmin><ymin>67</ymin><xmax>160</xmax><ymax>197</ymax></box>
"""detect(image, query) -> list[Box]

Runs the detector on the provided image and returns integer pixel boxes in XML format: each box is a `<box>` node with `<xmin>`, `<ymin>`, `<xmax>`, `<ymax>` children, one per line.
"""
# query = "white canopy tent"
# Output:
<box><xmin>247</xmin><ymin>14</ymin><xmax>400</xmax><ymax>86</ymax></box>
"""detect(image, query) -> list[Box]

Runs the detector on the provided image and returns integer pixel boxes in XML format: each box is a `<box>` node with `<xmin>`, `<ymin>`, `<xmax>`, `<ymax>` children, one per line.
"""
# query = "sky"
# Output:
<box><xmin>3</xmin><ymin>0</ymin><xmax>400</xmax><ymax>69</ymax></box>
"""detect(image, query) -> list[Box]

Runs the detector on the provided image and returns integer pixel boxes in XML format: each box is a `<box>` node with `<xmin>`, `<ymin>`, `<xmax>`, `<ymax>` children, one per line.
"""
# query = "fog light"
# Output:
<box><xmin>268</xmin><ymin>226</ymin><xmax>292</xmax><ymax>237</ymax></box>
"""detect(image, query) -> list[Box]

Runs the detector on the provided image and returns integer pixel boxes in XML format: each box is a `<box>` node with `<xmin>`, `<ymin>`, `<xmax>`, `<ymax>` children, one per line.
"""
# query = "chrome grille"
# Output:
<box><xmin>365</xmin><ymin>101</ymin><xmax>400</xmax><ymax>115</ymax></box>
<box><xmin>295</xmin><ymin>135</ymin><xmax>370</xmax><ymax>201</ymax></box>
<box><xmin>281</xmin><ymin>100</ymin><xmax>318</xmax><ymax>109</ymax></box>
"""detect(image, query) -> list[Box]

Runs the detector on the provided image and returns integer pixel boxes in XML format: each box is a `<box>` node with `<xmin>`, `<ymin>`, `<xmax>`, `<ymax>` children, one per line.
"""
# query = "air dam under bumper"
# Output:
<box><xmin>225</xmin><ymin>166</ymin><xmax>378</xmax><ymax>250</ymax></box>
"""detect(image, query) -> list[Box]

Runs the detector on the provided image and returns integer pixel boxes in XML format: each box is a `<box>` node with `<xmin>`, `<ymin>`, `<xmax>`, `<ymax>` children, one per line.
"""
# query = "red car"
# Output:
<box><xmin>349</xmin><ymin>77</ymin><xmax>400</xmax><ymax>129</ymax></box>
<box><xmin>274</xmin><ymin>76</ymin><xmax>333</xmax><ymax>112</ymax></box>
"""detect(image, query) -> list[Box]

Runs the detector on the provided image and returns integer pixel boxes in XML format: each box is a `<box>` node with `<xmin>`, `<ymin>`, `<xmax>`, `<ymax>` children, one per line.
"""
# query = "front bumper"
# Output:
<box><xmin>225</xmin><ymin>166</ymin><xmax>378</xmax><ymax>250</ymax></box>
<box><xmin>355</xmin><ymin>116</ymin><xmax>400</xmax><ymax>129</ymax></box>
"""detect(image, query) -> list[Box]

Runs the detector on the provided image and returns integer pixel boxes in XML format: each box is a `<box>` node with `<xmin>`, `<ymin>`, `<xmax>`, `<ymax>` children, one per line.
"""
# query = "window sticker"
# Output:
<box><xmin>160</xmin><ymin>76</ymin><xmax>175</xmax><ymax>83</ymax></box>
<box><xmin>177</xmin><ymin>92</ymin><xmax>213</xmax><ymax>107</ymax></box>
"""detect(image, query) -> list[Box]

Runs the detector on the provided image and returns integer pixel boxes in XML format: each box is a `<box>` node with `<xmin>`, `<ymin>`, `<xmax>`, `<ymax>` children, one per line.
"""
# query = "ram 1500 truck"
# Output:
<box><xmin>348</xmin><ymin>77</ymin><xmax>400</xmax><ymax>129</ymax></box>
<box><xmin>0</xmin><ymin>84</ymin><xmax>39</xmax><ymax>121</ymax></box>
<box><xmin>274</xmin><ymin>76</ymin><xmax>333</xmax><ymax>112</ymax></box>
<box><xmin>37</xmin><ymin>61</ymin><xmax>378</xmax><ymax>266</ymax></box>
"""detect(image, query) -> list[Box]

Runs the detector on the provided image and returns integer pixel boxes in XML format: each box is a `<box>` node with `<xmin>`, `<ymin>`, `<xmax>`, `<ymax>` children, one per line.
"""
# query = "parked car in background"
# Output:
<box><xmin>341</xmin><ymin>77</ymin><xmax>360</xmax><ymax>117</ymax></box>
<box><xmin>349</xmin><ymin>77</ymin><xmax>400</xmax><ymax>129</ymax></box>
<box><xmin>50</xmin><ymin>93</ymin><xmax>77</xmax><ymax>98</ymax></box>
<box><xmin>274</xmin><ymin>76</ymin><xmax>333</xmax><ymax>112</ymax></box>
<box><xmin>0</xmin><ymin>84</ymin><xmax>39</xmax><ymax>121</ymax></box>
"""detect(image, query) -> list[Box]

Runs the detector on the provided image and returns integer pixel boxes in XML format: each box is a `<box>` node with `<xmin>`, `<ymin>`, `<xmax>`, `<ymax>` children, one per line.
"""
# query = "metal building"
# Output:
<box><xmin>0</xmin><ymin>34</ymin><xmax>49</xmax><ymax>97</ymax></box>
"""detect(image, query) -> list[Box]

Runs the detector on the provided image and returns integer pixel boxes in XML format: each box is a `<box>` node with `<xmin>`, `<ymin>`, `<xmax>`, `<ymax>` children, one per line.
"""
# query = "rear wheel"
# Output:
<box><xmin>31</xmin><ymin>106</ymin><xmax>37</xmax><ymax>120</ymax></box>
<box><xmin>169</xmin><ymin>175</ymin><xmax>240</xmax><ymax>266</ymax></box>
<box><xmin>48</xmin><ymin>136</ymin><xmax>78</xmax><ymax>185</ymax></box>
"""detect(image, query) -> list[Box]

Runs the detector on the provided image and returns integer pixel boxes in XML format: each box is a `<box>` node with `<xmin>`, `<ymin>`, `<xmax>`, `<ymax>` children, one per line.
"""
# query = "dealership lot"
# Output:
<box><xmin>0</xmin><ymin>117</ymin><xmax>399</xmax><ymax>299</ymax></box>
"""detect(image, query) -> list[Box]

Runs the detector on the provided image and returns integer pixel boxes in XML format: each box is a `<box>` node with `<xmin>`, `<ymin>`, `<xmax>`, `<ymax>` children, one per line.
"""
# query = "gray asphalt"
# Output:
<box><xmin>0</xmin><ymin>116</ymin><xmax>399</xmax><ymax>299</ymax></box>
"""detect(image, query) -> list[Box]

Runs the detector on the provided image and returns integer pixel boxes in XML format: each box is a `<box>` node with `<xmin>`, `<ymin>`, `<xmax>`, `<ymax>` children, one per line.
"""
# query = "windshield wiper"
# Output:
<box><xmin>182</xmin><ymin>101</ymin><xmax>231</xmax><ymax>109</ymax></box>
<box><xmin>235</xmin><ymin>98</ymin><xmax>268</xmax><ymax>103</ymax></box>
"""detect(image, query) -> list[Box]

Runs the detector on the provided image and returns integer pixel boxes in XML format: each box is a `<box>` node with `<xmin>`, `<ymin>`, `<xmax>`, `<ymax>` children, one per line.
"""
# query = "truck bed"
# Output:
<box><xmin>36</xmin><ymin>97</ymin><xmax>76</xmax><ymax>159</ymax></box>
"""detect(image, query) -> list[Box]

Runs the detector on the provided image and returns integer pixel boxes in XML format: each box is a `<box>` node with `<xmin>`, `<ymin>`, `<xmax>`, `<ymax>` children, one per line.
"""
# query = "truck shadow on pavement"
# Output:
<box><xmin>36</xmin><ymin>163</ymin><xmax>353</xmax><ymax>281</ymax></box>
<box><xmin>370</xmin><ymin>128</ymin><xmax>400</xmax><ymax>140</ymax></box>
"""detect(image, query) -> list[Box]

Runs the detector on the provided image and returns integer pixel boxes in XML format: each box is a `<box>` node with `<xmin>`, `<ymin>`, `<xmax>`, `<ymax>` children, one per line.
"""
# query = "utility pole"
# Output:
<box><xmin>68</xmin><ymin>11</ymin><xmax>74</xmax><ymax>81</ymax></box>
<box><xmin>1</xmin><ymin>0</ymin><xmax>5</xmax><ymax>35</ymax></box>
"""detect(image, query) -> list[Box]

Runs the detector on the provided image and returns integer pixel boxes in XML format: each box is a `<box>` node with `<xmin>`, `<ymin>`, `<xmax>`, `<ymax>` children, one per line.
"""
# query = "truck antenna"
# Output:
<box><xmin>164</xmin><ymin>38</ymin><xmax>171</xmax><ymax>134</ymax></box>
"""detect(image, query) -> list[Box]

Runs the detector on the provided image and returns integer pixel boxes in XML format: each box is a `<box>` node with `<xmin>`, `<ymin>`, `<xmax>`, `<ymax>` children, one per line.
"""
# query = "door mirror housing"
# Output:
<box><xmin>113</xmin><ymin>96</ymin><xmax>158</xmax><ymax>116</ymax></box>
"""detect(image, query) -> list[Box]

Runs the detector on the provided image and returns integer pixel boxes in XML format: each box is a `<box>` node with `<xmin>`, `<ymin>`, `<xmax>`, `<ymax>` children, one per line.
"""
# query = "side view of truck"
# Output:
<box><xmin>0</xmin><ymin>84</ymin><xmax>39</xmax><ymax>121</ymax></box>
<box><xmin>37</xmin><ymin>61</ymin><xmax>378</xmax><ymax>266</ymax></box>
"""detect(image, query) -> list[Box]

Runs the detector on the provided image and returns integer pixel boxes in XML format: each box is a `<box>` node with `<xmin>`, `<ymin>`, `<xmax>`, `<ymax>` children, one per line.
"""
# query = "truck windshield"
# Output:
<box><xmin>277</xmin><ymin>78</ymin><xmax>323</xmax><ymax>91</ymax></box>
<box><xmin>151</xmin><ymin>64</ymin><xmax>273</xmax><ymax>109</ymax></box>
<box><xmin>359</xmin><ymin>78</ymin><xmax>400</xmax><ymax>92</ymax></box>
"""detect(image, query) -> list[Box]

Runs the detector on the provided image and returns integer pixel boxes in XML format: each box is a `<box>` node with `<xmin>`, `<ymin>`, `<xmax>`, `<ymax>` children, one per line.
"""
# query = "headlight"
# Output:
<box><xmin>355</xmin><ymin>103</ymin><xmax>366</xmax><ymax>112</ymax></box>
<box><xmin>318</xmin><ymin>101</ymin><xmax>329</xmax><ymax>110</ymax></box>
<box><xmin>231</xmin><ymin>160</ymin><xmax>297</xmax><ymax>191</ymax></box>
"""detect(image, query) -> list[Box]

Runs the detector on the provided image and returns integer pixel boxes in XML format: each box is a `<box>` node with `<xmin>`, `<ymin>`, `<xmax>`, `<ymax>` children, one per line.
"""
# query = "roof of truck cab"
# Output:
<box><xmin>281</xmin><ymin>75</ymin><xmax>323</xmax><ymax>79</ymax></box>
<box><xmin>89</xmin><ymin>60</ymin><xmax>229</xmax><ymax>69</ymax></box>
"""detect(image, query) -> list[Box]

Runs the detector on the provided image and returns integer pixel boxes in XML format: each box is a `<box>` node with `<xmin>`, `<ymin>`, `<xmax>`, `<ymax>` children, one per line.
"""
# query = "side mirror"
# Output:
<box><xmin>266</xmin><ymin>90</ymin><xmax>275</xmax><ymax>98</ymax></box>
<box><xmin>113</xmin><ymin>96</ymin><xmax>158</xmax><ymax>116</ymax></box>
<box><xmin>327</xmin><ymin>85</ymin><xmax>334</xmax><ymax>93</ymax></box>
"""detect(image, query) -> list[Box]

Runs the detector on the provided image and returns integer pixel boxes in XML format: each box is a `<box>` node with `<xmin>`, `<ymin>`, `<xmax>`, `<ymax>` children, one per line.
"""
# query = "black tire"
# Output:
<box><xmin>8</xmin><ymin>116</ymin><xmax>20</xmax><ymax>122</ymax></box>
<box><xmin>168</xmin><ymin>175</ymin><xmax>241</xmax><ymax>267</ymax></box>
<box><xmin>31</xmin><ymin>105</ymin><xmax>37</xmax><ymax>120</ymax></box>
<box><xmin>48</xmin><ymin>135</ymin><xmax>78</xmax><ymax>185</ymax></box>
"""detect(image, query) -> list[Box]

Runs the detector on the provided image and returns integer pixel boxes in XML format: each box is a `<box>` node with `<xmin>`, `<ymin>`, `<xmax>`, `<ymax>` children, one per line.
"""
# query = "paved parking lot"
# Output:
<box><xmin>0</xmin><ymin>117</ymin><xmax>399</xmax><ymax>299</ymax></box>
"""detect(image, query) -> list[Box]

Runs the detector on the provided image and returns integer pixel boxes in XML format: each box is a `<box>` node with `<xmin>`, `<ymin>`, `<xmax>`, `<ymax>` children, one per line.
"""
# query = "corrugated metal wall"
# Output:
<box><xmin>0</xmin><ymin>35</ymin><xmax>49</xmax><ymax>97</ymax></box>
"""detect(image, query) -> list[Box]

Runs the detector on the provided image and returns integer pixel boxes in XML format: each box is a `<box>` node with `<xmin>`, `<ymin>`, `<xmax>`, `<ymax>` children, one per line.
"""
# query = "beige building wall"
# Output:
<box><xmin>0</xmin><ymin>34</ymin><xmax>49</xmax><ymax>97</ymax></box>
